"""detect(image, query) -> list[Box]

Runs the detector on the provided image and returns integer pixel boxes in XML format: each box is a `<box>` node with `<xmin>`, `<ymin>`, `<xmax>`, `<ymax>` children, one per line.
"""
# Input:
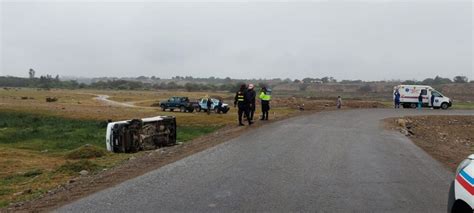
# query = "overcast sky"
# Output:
<box><xmin>0</xmin><ymin>0</ymin><xmax>472</xmax><ymax>81</ymax></box>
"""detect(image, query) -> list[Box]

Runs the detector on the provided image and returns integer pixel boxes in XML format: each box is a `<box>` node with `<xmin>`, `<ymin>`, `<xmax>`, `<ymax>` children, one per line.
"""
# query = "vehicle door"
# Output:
<box><xmin>200</xmin><ymin>99</ymin><xmax>207</xmax><ymax>110</ymax></box>
<box><xmin>169</xmin><ymin>97</ymin><xmax>177</xmax><ymax>108</ymax></box>
<box><xmin>420</xmin><ymin>89</ymin><xmax>428</xmax><ymax>104</ymax></box>
<box><xmin>431</xmin><ymin>91</ymin><xmax>443</xmax><ymax>107</ymax></box>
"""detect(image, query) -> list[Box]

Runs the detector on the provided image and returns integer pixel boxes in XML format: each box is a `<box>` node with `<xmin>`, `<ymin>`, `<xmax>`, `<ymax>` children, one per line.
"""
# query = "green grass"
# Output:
<box><xmin>0</xmin><ymin>111</ymin><xmax>223</xmax><ymax>208</ymax></box>
<box><xmin>0</xmin><ymin>112</ymin><xmax>106</xmax><ymax>152</ymax></box>
<box><xmin>177</xmin><ymin>125</ymin><xmax>222</xmax><ymax>142</ymax></box>
<box><xmin>452</xmin><ymin>102</ymin><xmax>474</xmax><ymax>110</ymax></box>
<box><xmin>0</xmin><ymin>112</ymin><xmax>222</xmax><ymax>152</ymax></box>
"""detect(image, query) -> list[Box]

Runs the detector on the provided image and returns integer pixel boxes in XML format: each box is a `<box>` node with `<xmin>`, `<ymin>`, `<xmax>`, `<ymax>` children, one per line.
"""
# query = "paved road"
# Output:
<box><xmin>58</xmin><ymin>109</ymin><xmax>473</xmax><ymax>213</ymax></box>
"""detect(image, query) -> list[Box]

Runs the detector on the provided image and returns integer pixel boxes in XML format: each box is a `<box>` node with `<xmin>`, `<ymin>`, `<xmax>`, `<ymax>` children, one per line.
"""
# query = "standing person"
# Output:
<box><xmin>418</xmin><ymin>92</ymin><xmax>423</xmax><ymax>109</ymax></box>
<box><xmin>247</xmin><ymin>84</ymin><xmax>256</xmax><ymax>121</ymax></box>
<box><xmin>430</xmin><ymin>94</ymin><xmax>435</xmax><ymax>109</ymax></box>
<box><xmin>206</xmin><ymin>98</ymin><xmax>212</xmax><ymax>115</ymax></box>
<box><xmin>234</xmin><ymin>84</ymin><xmax>252</xmax><ymax>126</ymax></box>
<box><xmin>259</xmin><ymin>87</ymin><xmax>271</xmax><ymax>120</ymax></box>
<box><xmin>394</xmin><ymin>90</ymin><xmax>401</xmax><ymax>108</ymax></box>
<box><xmin>336</xmin><ymin>96</ymin><xmax>342</xmax><ymax>109</ymax></box>
<box><xmin>217</xmin><ymin>99</ymin><xmax>223</xmax><ymax>114</ymax></box>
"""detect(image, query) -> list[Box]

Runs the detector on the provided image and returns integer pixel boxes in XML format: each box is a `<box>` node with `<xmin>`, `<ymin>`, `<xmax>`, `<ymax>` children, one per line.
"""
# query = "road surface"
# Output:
<box><xmin>58</xmin><ymin>109</ymin><xmax>473</xmax><ymax>212</ymax></box>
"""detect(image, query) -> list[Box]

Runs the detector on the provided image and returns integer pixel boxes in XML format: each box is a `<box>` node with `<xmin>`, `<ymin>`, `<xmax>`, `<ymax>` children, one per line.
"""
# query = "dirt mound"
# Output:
<box><xmin>65</xmin><ymin>145</ymin><xmax>107</xmax><ymax>160</ymax></box>
<box><xmin>387</xmin><ymin>115</ymin><xmax>474</xmax><ymax>171</ymax></box>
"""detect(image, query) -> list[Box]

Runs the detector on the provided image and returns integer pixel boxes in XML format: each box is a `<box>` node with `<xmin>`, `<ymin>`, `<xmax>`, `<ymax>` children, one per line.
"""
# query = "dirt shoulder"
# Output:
<box><xmin>385</xmin><ymin>115</ymin><xmax>474</xmax><ymax>171</ymax></box>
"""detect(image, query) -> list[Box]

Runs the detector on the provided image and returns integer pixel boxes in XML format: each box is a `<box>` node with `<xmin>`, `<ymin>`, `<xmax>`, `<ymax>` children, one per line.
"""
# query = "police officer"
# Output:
<box><xmin>259</xmin><ymin>87</ymin><xmax>271</xmax><ymax>120</ymax></box>
<box><xmin>247</xmin><ymin>84</ymin><xmax>256</xmax><ymax>121</ymax></box>
<box><xmin>234</xmin><ymin>84</ymin><xmax>252</xmax><ymax>126</ymax></box>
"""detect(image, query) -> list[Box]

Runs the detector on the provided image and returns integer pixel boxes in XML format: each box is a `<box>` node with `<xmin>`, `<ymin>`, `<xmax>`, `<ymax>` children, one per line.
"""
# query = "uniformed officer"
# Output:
<box><xmin>259</xmin><ymin>87</ymin><xmax>272</xmax><ymax>120</ymax></box>
<box><xmin>234</xmin><ymin>84</ymin><xmax>252</xmax><ymax>126</ymax></box>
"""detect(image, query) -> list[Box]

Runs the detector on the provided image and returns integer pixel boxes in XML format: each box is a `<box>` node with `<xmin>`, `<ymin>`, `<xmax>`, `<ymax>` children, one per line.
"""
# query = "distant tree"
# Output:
<box><xmin>136</xmin><ymin>76</ymin><xmax>148</xmax><ymax>80</ymax></box>
<box><xmin>302</xmin><ymin>78</ymin><xmax>313</xmax><ymax>84</ymax></box>
<box><xmin>28</xmin><ymin>69</ymin><xmax>36</xmax><ymax>79</ymax></box>
<box><xmin>421</xmin><ymin>78</ymin><xmax>434</xmax><ymax>85</ymax></box>
<box><xmin>293</xmin><ymin>79</ymin><xmax>301</xmax><ymax>83</ymax></box>
<box><xmin>402</xmin><ymin>80</ymin><xmax>418</xmax><ymax>85</ymax></box>
<box><xmin>433</xmin><ymin>76</ymin><xmax>452</xmax><ymax>84</ymax></box>
<box><xmin>321</xmin><ymin>77</ymin><xmax>330</xmax><ymax>83</ymax></box>
<box><xmin>167</xmin><ymin>81</ymin><xmax>178</xmax><ymax>89</ymax></box>
<box><xmin>453</xmin><ymin>76</ymin><xmax>468</xmax><ymax>83</ymax></box>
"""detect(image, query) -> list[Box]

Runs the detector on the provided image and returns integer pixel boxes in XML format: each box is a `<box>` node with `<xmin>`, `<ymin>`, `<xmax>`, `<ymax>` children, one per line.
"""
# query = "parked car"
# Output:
<box><xmin>159</xmin><ymin>96</ymin><xmax>198</xmax><ymax>112</ymax></box>
<box><xmin>393</xmin><ymin>85</ymin><xmax>452</xmax><ymax>109</ymax></box>
<box><xmin>197</xmin><ymin>98</ymin><xmax>230</xmax><ymax>114</ymax></box>
<box><xmin>105</xmin><ymin>116</ymin><xmax>177</xmax><ymax>153</ymax></box>
<box><xmin>448</xmin><ymin>154</ymin><xmax>474</xmax><ymax>212</ymax></box>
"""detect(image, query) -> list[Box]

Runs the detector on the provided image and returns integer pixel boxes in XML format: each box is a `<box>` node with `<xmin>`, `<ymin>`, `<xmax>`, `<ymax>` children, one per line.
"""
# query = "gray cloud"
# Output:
<box><xmin>1</xmin><ymin>1</ymin><xmax>472</xmax><ymax>80</ymax></box>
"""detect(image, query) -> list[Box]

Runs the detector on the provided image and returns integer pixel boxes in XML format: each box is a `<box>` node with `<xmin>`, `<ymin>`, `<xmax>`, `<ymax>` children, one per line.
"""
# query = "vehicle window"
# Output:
<box><xmin>169</xmin><ymin>98</ymin><xmax>174</xmax><ymax>102</ymax></box>
<box><xmin>421</xmin><ymin>89</ymin><xmax>427</xmax><ymax>95</ymax></box>
<box><xmin>432</xmin><ymin>91</ymin><xmax>442</xmax><ymax>97</ymax></box>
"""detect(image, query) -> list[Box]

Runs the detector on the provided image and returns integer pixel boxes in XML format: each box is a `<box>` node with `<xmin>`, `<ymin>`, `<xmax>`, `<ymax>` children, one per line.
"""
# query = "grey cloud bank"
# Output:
<box><xmin>1</xmin><ymin>1</ymin><xmax>472</xmax><ymax>80</ymax></box>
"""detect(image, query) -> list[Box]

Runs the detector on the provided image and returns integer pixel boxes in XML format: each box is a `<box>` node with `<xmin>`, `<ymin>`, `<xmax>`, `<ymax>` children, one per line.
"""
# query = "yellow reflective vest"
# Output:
<box><xmin>259</xmin><ymin>91</ymin><xmax>271</xmax><ymax>101</ymax></box>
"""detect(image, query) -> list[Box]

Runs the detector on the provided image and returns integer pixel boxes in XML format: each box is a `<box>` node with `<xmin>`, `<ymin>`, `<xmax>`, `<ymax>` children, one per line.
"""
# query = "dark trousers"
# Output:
<box><xmin>249</xmin><ymin>105</ymin><xmax>255</xmax><ymax>121</ymax></box>
<box><xmin>261</xmin><ymin>101</ymin><xmax>270</xmax><ymax>120</ymax></box>
<box><xmin>238</xmin><ymin>105</ymin><xmax>250</xmax><ymax>125</ymax></box>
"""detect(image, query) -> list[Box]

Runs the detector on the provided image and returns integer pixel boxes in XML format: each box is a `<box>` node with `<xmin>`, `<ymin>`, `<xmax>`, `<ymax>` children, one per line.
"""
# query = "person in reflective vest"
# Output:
<box><xmin>259</xmin><ymin>87</ymin><xmax>271</xmax><ymax>120</ymax></box>
<box><xmin>234</xmin><ymin>84</ymin><xmax>252</xmax><ymax>126</ymax></box>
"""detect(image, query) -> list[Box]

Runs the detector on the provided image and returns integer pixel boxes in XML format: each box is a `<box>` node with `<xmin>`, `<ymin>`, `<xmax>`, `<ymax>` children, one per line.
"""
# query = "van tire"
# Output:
<box><xmin>410</xmin><ymin>103</ymin><xmax>417</xmax><ymax>108</ymax></box>
<box><xmin>441</xmin><ymin>102</ymin><xmax>449</xmax><ymax>110</ymax></box>
<box><xmin>180</xmin><ymin>106</ymin><xmax>186</xmax><ymax>112</ymax></box>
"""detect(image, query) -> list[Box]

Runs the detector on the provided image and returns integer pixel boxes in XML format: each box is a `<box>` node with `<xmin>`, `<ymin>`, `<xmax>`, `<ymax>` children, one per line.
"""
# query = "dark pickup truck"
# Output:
<box><xmin>159</xmin><ymin>96</ymin><xmax>198</xmax><ymax>113</ymax></box>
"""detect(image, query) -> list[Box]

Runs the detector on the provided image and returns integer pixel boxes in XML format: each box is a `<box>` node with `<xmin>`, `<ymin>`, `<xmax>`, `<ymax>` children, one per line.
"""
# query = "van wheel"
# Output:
<box><xmin>180</xmin><ymin>106</ymin><xmax>186</xmax><ymax>112</ymax></box>
<box><xmin>410</xmin><ymin>103</ymin><xmax>417</xmax><ymax>108</ymax></box>
<box><xmin>197</xmin><ymin>106</ymin><xmax>201</xmax><ymax>112</ymax></box>
<box><xmin>441</xmin><ymin>102</ymin><xmax>449</xmax><ymax>110</ymax></box>
<box><xmin>161</xmin><ymin>106</ymin><xmax>166</xmax><ymax>111</ymax></box>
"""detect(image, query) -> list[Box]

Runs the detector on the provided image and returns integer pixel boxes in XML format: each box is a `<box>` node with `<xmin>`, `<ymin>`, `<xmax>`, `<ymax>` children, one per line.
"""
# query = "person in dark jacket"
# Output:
<box><xmin>247</xmin><ymin>84</ymin><xmax>256</xmax><ymax>121</ymax></box>
<box><xmin>234</xmin><ymin>84</ymin><xmax>252</xmax><ymax>126</ymax></box>
<box><xmin>206</xmin><ymin>98</ymin><xmax>212</xmax><ymax>115</ymax></box>
<box><xmin>430</xmin><ymin>94</ymin><xmax>435</xmax><ymax>109</ymax></box>
<box><xmin>418</xmin><ymin>93</ymin><xmax>423</xmax><ymax>109</ymax></box>
<box><xmin>394</xmin><ymin>90</ymin><xmax>401</xmax><ymax>108</ymax></box>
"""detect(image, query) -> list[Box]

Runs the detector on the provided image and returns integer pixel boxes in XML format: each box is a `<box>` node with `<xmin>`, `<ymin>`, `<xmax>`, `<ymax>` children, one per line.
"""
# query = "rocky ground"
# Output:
<box><xmin>387</xmin><ymin>115</ymin><xmax>474</xmax><ymax>171</ymax></box>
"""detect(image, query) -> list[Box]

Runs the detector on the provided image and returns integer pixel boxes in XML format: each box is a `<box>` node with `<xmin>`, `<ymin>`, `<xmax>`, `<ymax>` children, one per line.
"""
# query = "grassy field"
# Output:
<box><xmin>0</xmin><ymin>111</ymin><xmax>227</xmax><ymax>207</ymax></box>
<box><xmin>0</xmin><ymin>88</ymin><xmax>299</xmax><ymax>207</ymax></box>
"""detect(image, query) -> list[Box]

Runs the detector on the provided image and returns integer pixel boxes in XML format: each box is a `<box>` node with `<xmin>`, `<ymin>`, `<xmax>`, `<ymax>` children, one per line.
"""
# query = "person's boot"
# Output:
<box><xmin>239</xmin><ymin>123</ymin><xmax>245</xmax><ymax>126</ymax></box>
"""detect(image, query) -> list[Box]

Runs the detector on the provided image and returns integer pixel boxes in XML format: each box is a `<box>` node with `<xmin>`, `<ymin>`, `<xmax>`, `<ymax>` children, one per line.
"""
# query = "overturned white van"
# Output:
<box><xmin>105</xmin><ymin>116</ymin><xmax>177</xmax><ymax>153</ymax></box>
<box><xmin>394</xmin><ymin>85</ymin><xmax>452</xmax><ymax>109</ymax></box>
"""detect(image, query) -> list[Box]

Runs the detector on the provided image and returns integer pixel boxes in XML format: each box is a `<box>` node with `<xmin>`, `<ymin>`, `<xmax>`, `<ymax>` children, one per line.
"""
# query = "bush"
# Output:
<box><xmin>65</xmin><ymin>144</ymin><xmax>107</xmax><ymax>160</ymax></box>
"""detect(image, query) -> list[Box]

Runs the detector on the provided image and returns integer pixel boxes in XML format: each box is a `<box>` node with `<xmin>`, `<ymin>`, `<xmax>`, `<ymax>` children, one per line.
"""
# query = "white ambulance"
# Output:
<box><xmin>393</xmin><ymin>85</ymin><xmax>452</xmax><ymax>109</ymax></box>
<box><xmin>448</xmin><ymin>154</ymin><xmax>474</xmax><ymax>212</ymax></box>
